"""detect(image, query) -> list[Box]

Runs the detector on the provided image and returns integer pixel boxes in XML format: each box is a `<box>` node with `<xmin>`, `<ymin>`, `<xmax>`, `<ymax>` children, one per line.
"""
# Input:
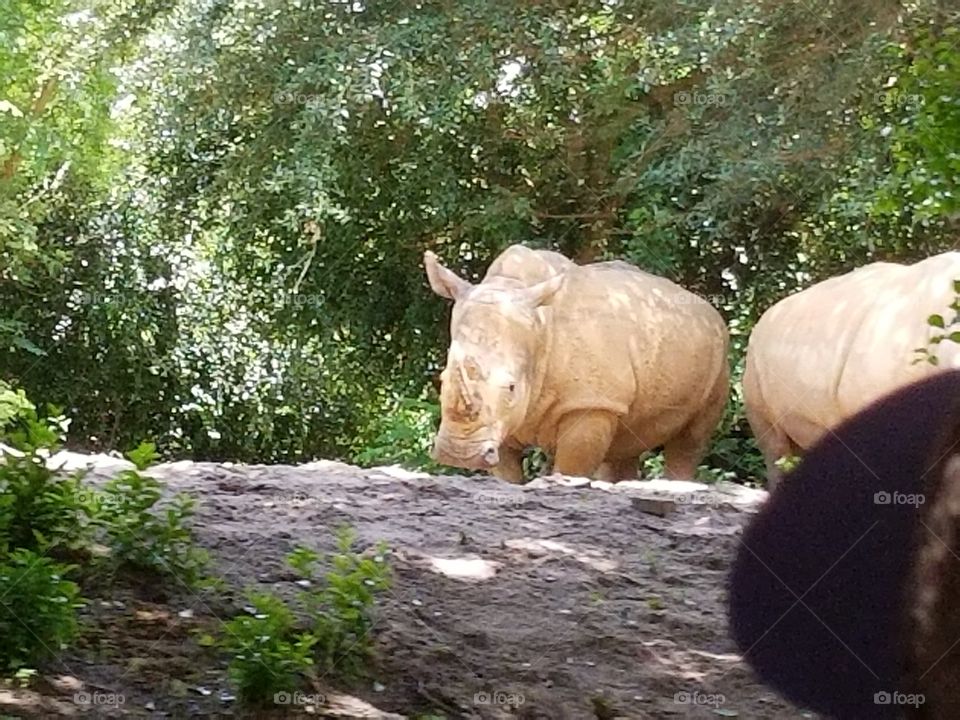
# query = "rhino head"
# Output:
<box><xmin>423</xmin><ymin>250</ymin><xmax>564</xmax><ymax>471</ymax></box>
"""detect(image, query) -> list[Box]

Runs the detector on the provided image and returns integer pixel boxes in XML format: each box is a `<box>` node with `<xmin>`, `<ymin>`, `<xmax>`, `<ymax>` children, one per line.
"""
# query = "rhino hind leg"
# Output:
<box><xmin>746</xmin><ymin>408</ymin><xmax>799</xmax><ymax>491</ymax></box>
<box><xmin>662</xmin><ymin>435</ymin><xmax>701</xmax><ymax>481</ymax></box>
<box><xmin>553</xmin><ymin>410</ymin><xmax>619</xmax><ymax>478</ymax></box>
<box><xmin>662</xmin><ymin>389</ymin><xmax>727</xmax><ymax>482</ymax></box>
<box><xmin>596</xmin><ymin>457</ymin><xmax>639</xmax><ymax>482</ymax></box>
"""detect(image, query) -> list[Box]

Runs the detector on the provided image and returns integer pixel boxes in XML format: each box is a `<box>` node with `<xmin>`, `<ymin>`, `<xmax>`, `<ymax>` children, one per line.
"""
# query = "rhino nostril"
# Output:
<box><xmin>482</xmin><ymin>445</ymin><xmax>499</xmax><ymax>467</ymax></box>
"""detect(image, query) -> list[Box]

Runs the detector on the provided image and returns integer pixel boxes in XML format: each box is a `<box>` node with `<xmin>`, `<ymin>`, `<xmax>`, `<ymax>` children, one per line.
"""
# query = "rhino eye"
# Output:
<box><xmin>508</xmin><ymin>383</ymin><xmax>516</xmax><ymax>394</ymax></box>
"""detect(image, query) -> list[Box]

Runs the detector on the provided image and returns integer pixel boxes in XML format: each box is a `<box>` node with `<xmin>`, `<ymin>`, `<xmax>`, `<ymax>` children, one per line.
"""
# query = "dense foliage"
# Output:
<box><xmin>0</xmin><ymin>388</ymin><xmax>208</xmax><ymax>670</ymax></box>
<box><xmin>2</xmin><ymin>0</ymin><xmax>958</xmax><ymax>479</ymax></box>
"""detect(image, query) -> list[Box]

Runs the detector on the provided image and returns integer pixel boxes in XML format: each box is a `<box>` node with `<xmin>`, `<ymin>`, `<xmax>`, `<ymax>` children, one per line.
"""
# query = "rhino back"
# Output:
<box><xmin>747</xmin><ymin>252</ymin><xmax>960</xmax><ymax>445</ymax></box>
<box><xmin>837</xmin><ymin>252</ymin><xmax>960</xmax><ymax>406</ymax></box>
<box><xmin>482</xmin><ymin>244</ymin><xmax>574</xmax><ymax>287</ymax></box>
<box><xmin>530</xmin><ymin>263</ymin><xmax>728</xmax><ymax>433</ymax></box>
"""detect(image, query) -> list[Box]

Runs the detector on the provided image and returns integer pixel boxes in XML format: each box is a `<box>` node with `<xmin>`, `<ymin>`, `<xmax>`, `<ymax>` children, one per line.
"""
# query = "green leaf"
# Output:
<box><xmin>928</xmin><ymin>314</ymin><xmax>946</xmax><ymax>329</ymax></box>
<box><xmin>125</xmin><ymin>442</ymin><xmax>160</xmax><ymax>471</ymax></box>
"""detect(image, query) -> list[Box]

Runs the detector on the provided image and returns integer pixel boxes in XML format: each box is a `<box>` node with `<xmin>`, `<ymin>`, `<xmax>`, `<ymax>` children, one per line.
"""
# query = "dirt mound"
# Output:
<box><xmin>2</xmin><ymin>455</ymin><xmax>815</xmax><ymax>719</ymax></box>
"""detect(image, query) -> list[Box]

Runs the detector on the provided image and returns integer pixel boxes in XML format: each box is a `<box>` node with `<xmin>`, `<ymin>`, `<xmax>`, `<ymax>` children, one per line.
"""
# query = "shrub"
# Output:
<box><xmin>0</xmin><ymin>453</ymin><xmax>94</xmax><ymax>558</ymax></box>
<box><xmin>95</xmin><ymin>442</ymin><xmax>209</xmax><ymax>586</ymax></box>
<box><xmin>222</xmin><ymin>528</ymin><xmax>391</xmax><ymax>704</ymax></box>
<box><xmin>0</xmin><ymin>549</ymin><xmax>82</xmax><ymax>671</ymax></box>
<box><xmin>0</xmin><ymin>393</ymin><xmax>209</xmax><ymax>676</ymax></box>
<box><xmin>0</xmin><ymin>382</ymin><xmax>35</xmax><ymax>433</ymax></box>
<box><xmin>355</xmin><ymin>396</ymin><xmax>442</xmax><ymax>472</ymax></box>
<box><xmin>302</xmin><ymin>527</ymin><xmax>391</xmax><ymax>677</ymax></box>
<box><xmin>222</xmin><ymin>590</ymin><xmax>318</xmax><ymax>704</ymax></box>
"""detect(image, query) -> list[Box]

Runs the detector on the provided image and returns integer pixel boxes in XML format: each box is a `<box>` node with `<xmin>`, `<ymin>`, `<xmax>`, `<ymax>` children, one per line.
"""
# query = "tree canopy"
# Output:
<box><xmin>1</xmin><ymin>0</ymin><xmax>958</xmax><ymax>479</ymax></box>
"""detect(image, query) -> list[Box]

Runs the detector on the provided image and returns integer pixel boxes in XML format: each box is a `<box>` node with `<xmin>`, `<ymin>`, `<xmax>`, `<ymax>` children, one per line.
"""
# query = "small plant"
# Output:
<box><xmin>0</xmin><ymin>393</ymin><xmax>71</xmax><ymax>455</ymax></box>
<box><xmin>0</xmin><ymin>549</ymin><xmax>82</xmax><ymax>671</ymax></box>
<box><xmin>0</xmin><ymin>382</ymin><xmax>35</xmax><ymax>434</ymax></box>
<box><xmin>0</xmin><ymin>454</ymin><xmax>94</xmax><ymax>558</ymax></box>
<box><xmin>522</xmin><ymin>446</ymin><xmax>550</xmax><ymax>480</ymax></box>
<box><xmin>915</xmin><ymin>281</ymin><xmax>960</xmax><ymax>365</ymax></box>
<box><xmin>221</xmin><ymin>591</ymin><xmax>317</xmax><ymax>704</ymax></box>
<box><xmin>0</xmin><ymin>386</ymin><xmax>95</xmax><ymax>557</ymax></box>
<box><xmin>309</xmin><ymin>527</ymin><xmax>391</xmax><ymax>676</ymax></box>
<box><xmin>355</xmin><ymin>396</ymin><xmax>442</xmax><ymax>471</ymax></box>
<box><xmin>641</xmin><ymin>453</ymin><xmax>666</xmax><ymax>478</ymax></box>
<box><xmin>96</xmin><ymin>442</ymin><xmax>208</xmax><ymax>585</ymax></box>
<box><xmin>222</xmin><ymin>527</ymin><xmax>391</xmax><ymax>705</ymax></box>
<box><xmin>0</xmin><ymin>394</ymin><xmax>209</xmax><ymax>677</ymax></box>
<box><xmin>774</xmin><ymin>454</ymin><xmax>801</xmax><ymax>474</ymax></box>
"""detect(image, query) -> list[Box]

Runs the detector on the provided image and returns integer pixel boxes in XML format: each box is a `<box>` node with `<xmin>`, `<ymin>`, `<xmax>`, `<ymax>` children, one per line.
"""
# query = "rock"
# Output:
<box><xmin>630</xmin><ymin>497</ymin><xmax>677</xmax><ymax>517</ymax></box>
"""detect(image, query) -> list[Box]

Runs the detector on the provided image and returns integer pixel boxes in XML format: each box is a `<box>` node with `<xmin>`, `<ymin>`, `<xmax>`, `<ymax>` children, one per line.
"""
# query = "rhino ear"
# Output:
<box><xmin>520</xmin><ymin>274</ymin><xmax>565</xmax><ymax>308</ymax></box>
<box><xmin>424</xmin><ymin>251</ymin><xmax>473</xmax><ymax>301</ymax></box>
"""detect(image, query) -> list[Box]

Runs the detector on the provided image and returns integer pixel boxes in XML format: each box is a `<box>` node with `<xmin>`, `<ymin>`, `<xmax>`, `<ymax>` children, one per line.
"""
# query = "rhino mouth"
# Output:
<box><xmin>431</xmin><ymin>432</ymin><xmax>500</xmax><ymax>470</ymax></box>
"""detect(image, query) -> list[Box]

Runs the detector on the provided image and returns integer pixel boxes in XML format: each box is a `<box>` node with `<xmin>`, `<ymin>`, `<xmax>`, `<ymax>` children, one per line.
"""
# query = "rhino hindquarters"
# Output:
<box><xmin>662</xmin><ymin>356</ymin><xmax>729</xmax><ymax>481</ymax></box>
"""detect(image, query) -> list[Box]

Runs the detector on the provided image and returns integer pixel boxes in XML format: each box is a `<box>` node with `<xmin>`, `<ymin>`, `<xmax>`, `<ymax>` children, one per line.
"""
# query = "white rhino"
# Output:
<box><xmin>424</xmin><ymin>244</ymin><xmax>730</xmax><ymax>483</ymax></box>
<box><xmin>743</xmin><ymin>251</ymin><xmax>960</xmax><ymax>486</ymax></box>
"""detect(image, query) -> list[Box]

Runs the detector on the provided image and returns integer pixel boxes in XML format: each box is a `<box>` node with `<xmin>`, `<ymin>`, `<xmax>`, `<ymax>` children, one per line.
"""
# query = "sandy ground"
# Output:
<box><xmin>0</xmin><ymin>453</ymin><xmax>819</xmax><ymax>719</ymax></box>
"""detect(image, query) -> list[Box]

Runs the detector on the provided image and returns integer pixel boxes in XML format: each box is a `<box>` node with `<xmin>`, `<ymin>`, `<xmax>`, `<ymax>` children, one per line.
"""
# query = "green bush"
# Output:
<box><xmin>95</xmin><ymin>442</ymin><xmax>209</xmax><ymax>586</ymax></box>
<box><xmin>354</xmin><ymin>396</ymin><xmax>443</xmax><ymax>472</ymax></box>
<box><xmin>0</xmin><ymin>382</ymin><xmax>34</xmax><ymax>433</ymax></box>
<box><xmin>301</xmin><ymin>528</ymin><xmax>391</xmax><ymax>677</ymax></box>
<box><xmin>0</xmin><ymin>399</ymin><xmax>209</xmax><ymax>675</ymax></box>
<box><xmin>0</xmin><ymin>388</ymin><xmax>94</xmax><ymax>556</ymax></box>
<box><xmin>0</xmin><ymin>548</ymin><xmax>82</xmax><ymax>671</ymax></box>
<box><xmin>222</xmin><ymin>528</ymin><xmax>391</xmax><ymax>705</ymax></box>
<box><xmin>222</xmin><ymin>590</ymin><xmax>318</xmax><ymax>704</ymax></box>
<box><xmin>0</xmin><ymin>454</ymin><xmax>94</xmax><ymax>558</ymax></box>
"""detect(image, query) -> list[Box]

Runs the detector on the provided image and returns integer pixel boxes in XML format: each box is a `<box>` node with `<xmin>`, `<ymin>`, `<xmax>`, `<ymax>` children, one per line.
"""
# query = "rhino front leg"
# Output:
<box><xmin>553</xmin><ymin>410</ymin><xmax>618</xmax><ymax>478</ymax></box>
<box><xmin>491</xmin><ymin>445</ymin><xmax>524</xmax><ymax>484</ymax></box>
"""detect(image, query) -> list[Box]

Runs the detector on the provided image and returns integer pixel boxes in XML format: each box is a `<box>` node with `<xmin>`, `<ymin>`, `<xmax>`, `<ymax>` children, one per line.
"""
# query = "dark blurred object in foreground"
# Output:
<box><xmin>729</xmin><ymin>370</ymin><xmax>960</xmax><ymax>720</ymax></box>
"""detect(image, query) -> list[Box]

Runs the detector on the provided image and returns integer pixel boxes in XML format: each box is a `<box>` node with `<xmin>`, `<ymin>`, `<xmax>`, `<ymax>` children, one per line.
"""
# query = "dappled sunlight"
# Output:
<box><xmin>0</xmin><ymin>688</ymin><xmax>78</xmax><ymax>717</ymax></box>
<box><xmin>504</xmin><ymin>537</ymin><xmax>619</xmax><ymax>572</ymax></box>
<box><xmin>426</xmin><ymin>554</ymin><xmax>502</xmax><ymax>580</ymax></box>
<box><xmin>640</xmin><ymin>638</ymin><xmax>741</xmax><ymax>681</ymax></box>
<box><xmin>367</xmin><ymin>464</ymin><xmax>431</xmax><ymax>481</ymax></box>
